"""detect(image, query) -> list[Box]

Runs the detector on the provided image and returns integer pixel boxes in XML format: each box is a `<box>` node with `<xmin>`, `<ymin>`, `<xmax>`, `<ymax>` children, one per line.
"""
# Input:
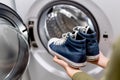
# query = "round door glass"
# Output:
<box><xmin>0</xmin><ymin>18</ymin><xmax>29</xmax><ymax>80</ymax></box>
<box><xmin>0</xmin><ymin>3</ymin><xmax>29</xmax><ymax>79</ymax></box>
<box><xmin>0</xmin><ymin>18</ymin><xmax>18</xmax><ymax>79</ymax></box>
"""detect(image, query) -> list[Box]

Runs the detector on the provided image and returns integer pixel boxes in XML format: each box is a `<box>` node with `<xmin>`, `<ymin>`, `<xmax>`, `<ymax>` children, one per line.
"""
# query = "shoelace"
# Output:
<box><xmin>53</xmin><ymin>26</ymin><xmax>89</xmax><ymax>45</ymax></box>
<box><xmin>53</xmin><ymin>32</ymin><xmax>72</xmax><ymax>45</ymax></box>
<box><xmin>73</xmin><ymin>26</ymin><xmax>90</xmax><ymax>34</ymax></box>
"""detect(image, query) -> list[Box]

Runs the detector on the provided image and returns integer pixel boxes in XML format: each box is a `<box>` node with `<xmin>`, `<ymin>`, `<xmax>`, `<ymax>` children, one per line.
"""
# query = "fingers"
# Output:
<box><xmin>53</xmin><ymin>56</ymin><xmax>59</xmax><ymax>63</ymax></box>
<box><xmin>53</xmin><ymin>56</ymin><xmax>61</xmax><ymax>63</ymax></box>
<box><xmin>53</xmin><ymin>56</ymin><xmax>69</xmax><ymax>68</ymax></box>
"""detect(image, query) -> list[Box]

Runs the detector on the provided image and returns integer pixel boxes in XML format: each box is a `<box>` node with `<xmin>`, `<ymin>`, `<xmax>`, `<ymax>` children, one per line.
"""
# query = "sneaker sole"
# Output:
<box><xmin>48</xmin><ymin>43</ymin><xmax>87</xmax><ymax>68</ymax></box>
<box><xmin>87</xmin><ymin>54</ymin><xmax>99</xmax><ymax>61</ymax></box>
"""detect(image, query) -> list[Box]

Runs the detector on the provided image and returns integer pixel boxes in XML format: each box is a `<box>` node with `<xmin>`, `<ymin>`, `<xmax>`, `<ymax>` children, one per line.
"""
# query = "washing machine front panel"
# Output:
<box><xmin>27</xmin><ymin>0</ymin><xmax>113</xmax><ymax>80</ymax></box>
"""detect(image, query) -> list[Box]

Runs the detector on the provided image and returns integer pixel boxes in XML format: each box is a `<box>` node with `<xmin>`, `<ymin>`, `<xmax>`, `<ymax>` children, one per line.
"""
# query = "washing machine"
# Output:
<box><xmin>1</xmin><ymin>0</ymin><xmax>120</xmax><ymax>80</ymax></box>
<box><xmin>17</xmin><ymin>0</ymin><xmax>120</xmax><ymax>80</ymax></box>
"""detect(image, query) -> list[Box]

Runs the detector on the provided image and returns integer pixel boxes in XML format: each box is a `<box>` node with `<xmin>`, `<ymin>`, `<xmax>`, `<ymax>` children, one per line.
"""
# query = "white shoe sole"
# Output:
<box><xmin>87</xmin><ymin>54</ymin><xmax>99</xmax><ymax>61</ymax></box>
<box><xmin>48</xmin><ymin>39</ymin><xmax>87</xmax><ymax>68</ymax></box>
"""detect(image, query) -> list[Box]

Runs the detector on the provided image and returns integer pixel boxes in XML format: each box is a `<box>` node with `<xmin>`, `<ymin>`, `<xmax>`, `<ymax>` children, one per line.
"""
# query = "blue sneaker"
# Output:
<box><xmin>73</xmin><ymin>26</ymin><xmax>99</xmax><ymax>61</ymax></box>
<box><xmin>48</xmin><ymin>32</ymin><xmax>87</xmax><ymax>68</ymax></box>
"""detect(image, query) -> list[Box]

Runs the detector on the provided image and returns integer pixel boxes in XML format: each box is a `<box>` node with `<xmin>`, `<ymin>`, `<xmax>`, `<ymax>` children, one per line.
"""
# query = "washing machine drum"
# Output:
<box><xmin>0</xmin><ymin>3</ymin><xmax>29</xmax><ymax>80</ymax></box>
<box><xmin>35</xmin><ymin>3</ymin><xmax>99</xmax><ymax>49</ymax></box>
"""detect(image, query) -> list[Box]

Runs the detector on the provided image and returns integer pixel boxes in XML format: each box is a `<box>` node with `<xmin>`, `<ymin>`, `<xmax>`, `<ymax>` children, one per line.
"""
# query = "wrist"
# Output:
<box><xmin>98</xmin><ymin>56</ymin><xmax>109</xmax><ymax>68</ymax></box>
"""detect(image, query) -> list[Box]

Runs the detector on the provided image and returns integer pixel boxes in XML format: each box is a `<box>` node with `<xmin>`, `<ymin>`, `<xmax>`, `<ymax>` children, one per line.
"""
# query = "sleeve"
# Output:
<box><xmin>101</xmin><ymin>37</ymin><xmax>120</xmax><ymax>80</ymax></box>
<box><xmin>72</xmin><ymin>72</ymin><xmax>95</xmax><ymax>80</ymax></box>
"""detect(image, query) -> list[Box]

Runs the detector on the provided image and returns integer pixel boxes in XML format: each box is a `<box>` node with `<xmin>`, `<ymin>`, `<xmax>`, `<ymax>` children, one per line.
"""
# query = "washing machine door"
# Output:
<box><xmin>0</xmin><ymin>3</ymin><xmax>29</xmax><ymax>80</ymax></box>
<box><xmin>27</xmin><ymin>0</ymin><xmax>113</xmax><ymax>80</ymax></box>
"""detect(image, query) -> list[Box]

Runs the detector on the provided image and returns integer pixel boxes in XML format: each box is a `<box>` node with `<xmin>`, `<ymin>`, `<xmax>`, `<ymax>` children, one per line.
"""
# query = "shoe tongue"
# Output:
<box><xmin>75</xmin><ymin>32</ymin><xmax>85</xmax><ymax>40</ymax></box>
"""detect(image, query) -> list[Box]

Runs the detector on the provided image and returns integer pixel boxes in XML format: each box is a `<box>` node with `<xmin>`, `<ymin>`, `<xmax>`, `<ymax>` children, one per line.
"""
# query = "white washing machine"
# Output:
<box><xmin>1</xmin><ymin>0</ymin><xmax>120</xmax><ymax>80</ymax></box>
<box><xmin>15</xmin><ymin>0</ymin><xmax>120</xmax><ymax>80</ymax></box>
<box><xmin>18</xmin><ymin>0</ymin><xmax>120</xmax><ymax>80</ymax></box>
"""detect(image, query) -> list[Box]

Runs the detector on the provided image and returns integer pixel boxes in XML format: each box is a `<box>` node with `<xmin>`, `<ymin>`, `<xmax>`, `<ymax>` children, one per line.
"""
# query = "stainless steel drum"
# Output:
<box><xmin>36</xmin><ymin>3</ymin><xmax>99</xmax><ymax>53</ymax></box>
<box><xmin>0</xmin><ymin>3</ymin><xmax>29</xmax><ymax>80</ymax></box>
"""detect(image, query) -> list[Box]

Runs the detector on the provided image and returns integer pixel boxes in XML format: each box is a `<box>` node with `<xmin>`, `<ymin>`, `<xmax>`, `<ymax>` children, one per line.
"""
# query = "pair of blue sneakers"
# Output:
<box><xmin>48</xmin><ymin>26</ymin><xmax>99</xmax><ymax>68</ymax></box>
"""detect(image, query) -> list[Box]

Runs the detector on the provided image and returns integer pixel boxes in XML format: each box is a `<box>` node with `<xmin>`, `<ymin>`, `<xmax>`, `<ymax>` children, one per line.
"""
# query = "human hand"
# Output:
<box><xmin>88</xmin><ymin>51</ymin><xmax>109</xmax><ymax>68</ymax></box>
<box><xmin>53</xmin><ymin>51</ymin><xmax>109</xmax><ymax>78</ymax></box>
<box><xmin>53</xmin><ymin>56</ymin><xmax>81</xmax><ymax>78</ymax></box>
